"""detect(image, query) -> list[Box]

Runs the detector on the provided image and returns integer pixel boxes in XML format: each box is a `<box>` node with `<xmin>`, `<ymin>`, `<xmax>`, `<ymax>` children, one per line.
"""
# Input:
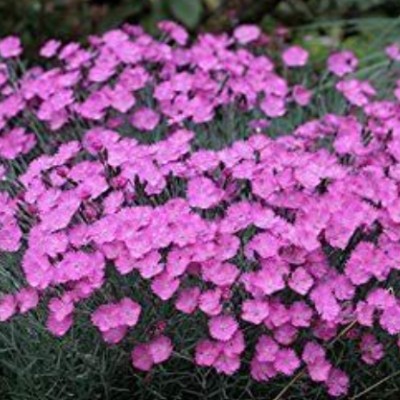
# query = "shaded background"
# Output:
<box><xmin>1</xmin><ymin>0</ymin><xmax>400</xmax><ymax>60</ymax></box>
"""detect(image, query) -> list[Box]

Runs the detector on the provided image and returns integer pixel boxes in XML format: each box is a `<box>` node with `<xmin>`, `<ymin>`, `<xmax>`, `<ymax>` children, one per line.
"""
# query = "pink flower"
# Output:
<box><xmin>213</xmin><ymin>353</ymin><xmax>241</xmax><ymax>375</ymax></box>
<box><xmin>0</xmin><ymin>215</ymin><xmax>22</xmax><ymax>252</ymax></box>
<box><xmin>201</xmin><ymin>261</ymin><xmax>239</xmax><ymax>287</ymax></box>
<box><xmin>16</xmin><ymin>288</ymin><xmax>39</xmax><ymax>314</ymax></box>
<box><xmin>273</xmin><ymin>348</ymin><xmax>300</xmax><ymax>375</ymax></box>
<box><xmin>151</xmin><ymin>272</ymin><xmax>180</xmax><ymax>301</ymax></box>
<box><xmin>336</xmin><ymin>79</ymin><xmax>375</xmax><ymax>107</ymax></box>
<box><xmin>380</xmin><ymin>305</ymin><xmax>400</xmax><ymax>335</ymax></box>
<box><xmin>356</xmin><ymin>301</ymin><xmax>375</xmax><ymax>327</ymax></box>
<box><xmin>208</xmin><ymin>315</ymin><xmax>239</xmax><ymax>342</ymax></box>
<box><xmin>290</xmin><ymin>301</ymin><xmax>313</xmax><ymax>327</ymax></box>
<box><xmin>148</xmin><ymin>335</ymin><xmax>173</xmax><ymax>364</ymax></box>
<box><xmin>199</xmin><ymin>289</ymin><xmax>223</xmax><ymax>316</ymax></box>
<box><xmin>326</xmin><ymin>368</ymin><xmax>349</xmax><ymax>397</ymax></box>
<box><xmin>241</xmin><ymin>299</ymin><xmax>269</xmax><ymax>324</ymax></box>
<box><xmin>130</xmin><ymin>107</ymin><xmax>160</xmax><ymax>131</ymax></box>
<box><xmin>386</xmin><ymin>43</ymin><xmax>400</xmax><ymax>61</ymax></box>
<box><xmin>158</xmin><ymin>21</ymin><xmax>188</xmax><ymax>46</ymax></box>
<box><xmin>308</xmin><ymin>359</ymin><xmax>332</xmax><ymax>382</ymax></box>
<box><xmin>274</xmin><ymin>323</ymin><xmax>298</xmax><ymax>345</ymax></box>
<box><xmin>252</xmin><ymin>266</ymin><xmax>286</xmax><ymax>296</ymax></box>
<box><xmin>260</xmin><ymin>94</ymin><xmax>286</xmax><ymax>118</ymax></box>
<box><xmin>282</xmin><ymin>46</ymin><xmax>309</xmax><ymax>67</ymax></box>
<box><xmin>40</xmin><ymin>40</ymin><xmax>61</xmax><ymax>58</ymax></box>
<box><xmin>223</xmin><ymin>330</ymin><xmax>245</xmax><ymax>357</ymax></box>
<box><xmin>102</xmin><ymin>326</ymin><xmax>128</xmax><ymax>344</ymax></box>
<box><xmin>175</xmin><ymin>287</ymin><xmax>200</xmax><ymax>314</ymax></box>
<box><xmin>360</xmin><ymin>333</ymin><xmax>384</xmax><ymax>365</ymax></box>
<box><xmin>328</xmin><ymin>50</ymin><xmax>358</xmax><ymax>77</ymax></box>
<box><xmin>131</xmin><ymin>343</ymin><xmax>154</xmax><ymax>371</ymax></box>
<box><xmin>255</xmin><ymin>335</ymin><xmax>279</xmax><ymax>362</ymax></box>
<box><xmin>302</xmin><ymin>342</ymin><xmax>325</xmax><ymax>364</ymax></box>
<box><xmin>302</xmin><ymin>342</ymin><xmax>332</xmax><ymax>382</ymax></box>
<box><xmin>367</xmin><ymin>289</ymin><xmax>396</xmax><ymax>310</ymax></box>
<box><xmin>234</xmin><ymin>25</ymin><xmax>261</xmax><ymax>44</ymax></box>
<box><xmin>91</xmin><ymin>304</ymin><xmax>121</xmax><ymax>332</ymax></box>
<box><xmin>310</xmin><ymin>285</ymin><xmax>340</xmax><ymax>322</ymax></box>
<box><xmin>292</xmin><ymin>85</ymin><xmax>312</xmax><ymax>106</ymax></box>
<box><xmin>91</xmin><ymin>298</ymin><xmax>141</xmax><ymax>334</ymax></box>
<box><xmin>0</xmin><ymin>294</ymin><xmax>16</xmax><ymax>322</ymax></box>
<box><xmin>0</xmin><ymin>127</ymin><xmax>36</xmax><ymax>160</ymax></box>
<box><xmin>195</xmin><ymin>339</ymin><xmax>222</xmax><ymax>366</ymax></box>
<box><xmin>251</xmin><ymin>358</ymin><xmax>277</xmax><ymax>382</ymax></box>
<box><xmin>118</xmin><ymin>298</ymin><xmax>141</xmax><ymax>327</ymax></box>
<box><xmin>0</xmin><ymin>36</ymin><xmax>22</xmax><ymax>58</ymax></box>
<box><xmin>187</xmin><ymin>177</ymin><xmax>224</xmax><ymax>209</ymax></box>
<box><xmin>288</xmin><ymin>267</ymin><xmax>314</xmax><ymax>295</ymax></box>
<box><xmin>47</xmin><ymin>313</ymin><xmax>73</xmax><ymax>337</ymax></box>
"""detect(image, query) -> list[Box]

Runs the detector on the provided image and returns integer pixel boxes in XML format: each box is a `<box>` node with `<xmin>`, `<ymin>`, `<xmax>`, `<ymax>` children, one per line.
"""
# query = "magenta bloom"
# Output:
<box><xmin>148</xmin><ymin>335</ymin><xmax>173</xmax><ymax>364</ymax></box>
<box><xmin>47</xmin><ymin>313</ymin><xmax>73</xmax><ymax>337</ymax></box>
<box><xmin>386</xmin><ymin>43</ymin><xmax>400</xmax><ymax>61</ymax></box>
<box><xmin>288</xmin><ymin>267</ymin><xmax>314</xmax><ymax>295</ymax></box>
<box><xmin>0</xmin><ymin>294</ymin><xmax>16</xmax><ymax>322</ymax></box>
<box><xmin>16</xmin><ymin>288</ymin><xmax>39</xmax><ymax>314</ymax></box>
<box><xmin>208</xmin><ymin>315</ymin><xmax>239</xmax><ymax>342</ymax></box>
<box><xmin>251</xmin><ymin>358</ymin><xmax>277</xmax><ymax>382</ymax></box>
<box><xmin>213</xmin><ymin>353</ymin><xmax>241</xmax><ymax>375</ymax></box>
<box><xmin>0</xmin><ymin>127</ymin><xmax>36</xmax><ymax>160</ymax></box>
<box><xmin>131</xmin><ymin>335</ymin><xmax>173</xmax><ymax>371</ymax></box>
<box><xmin>360</xmin><ymin>333</ymin><xmax>384</xmax><ymax>365</ymax></box>
<box><xmin>282</xmin><ymin>45</ymin><xmax>309</xmax><ymax>67</ymax></box>
<box><xmin>187</xmin><ymin>177</ymin><xmax>224</xmax><ymax>209</ymax></box>
<box><xmin>102</xmin><ymin>326</ymin><xmax>128</xmax><ymax>344</ymax></box>
<box><xmin>273</xmin><ymin>348</ymin><xmax>300</xmax><ymax>375</ymax></box>
<box><xmin>328</xmin><ymin>50</ymin><xmax>358</xmax><ymax>77</ymax></box>
<box><xmin>151</xmin><ymin>272</ymin><xmax>180</xmax><ymax>301</ymax></box>
<box><xmin>158</xmin><ymin>21</ymin><xmax>188</xmax><ymax>46</ymax></box>
<box><xmin>234</xmin><ymin>25</ymin><xmax>261</xmax><ymax>44</ymax></box>
<box><xmin>255</xmin><ymin>335</ymin><xmax>279</xmax><ymax>362</ymax></box>
<box><xmin>380</xmin><ymin>305</ymin><xmax>400</xmax><ymax>335</ymax></box>
<box><xmin>326</xmin><ymin>368</ymin><xmax>349</xmax><ymax>397</ymax></box>
<box><xmin>241</xmin><ymin>299</ymin><xmax>270</xmax><ymax>324</ymax></box>
<box><xmin>131</xmin><ymin>343</ymin><xmax>154</xmax><ymax>371</ymax></box>
<box><xmin>0</xmin><ymin>36</ymin><xmax>22</xmax><ymax>58</ymax></box>
<box><xmin>130</xmin><ymin>107</ymin><xmax>160</xmax><ymax>131</ymax></box>
<box><xmin>292</xmin><ymin>85</ymin><xmax>312</xmax><ymax>106</ymax></box>
<box><xmin>175</xmin><ymin>287</ymin><xmax>200</xmax><ymax>314</ymax></box>
<box><xmin>195</xmin><ymin>339</ymin><xmax>222</xmax><ymax>367</ymax></box>
<box><xmin>308</xmin><ymin>359</ymin><xmax>332</xmax><ymax>382</ymax></box>
<box><xmin>40</xmin><ymin>39</ymin><xmax>61</xmax><ymax>58</ymax></box>
<box><xmin>118</xmin><ymin>298</ymin><xmax>142</xmax><ymax>327</ymax></box>
<box><xmin>199</xmin><ymin>289</ymin><xmax>223</xmax><ymax>316</ymax></box>
<box><xmin>91</xmin><ymin>298</ymin><xmax>141</xmax><ymax>336</ymax></box>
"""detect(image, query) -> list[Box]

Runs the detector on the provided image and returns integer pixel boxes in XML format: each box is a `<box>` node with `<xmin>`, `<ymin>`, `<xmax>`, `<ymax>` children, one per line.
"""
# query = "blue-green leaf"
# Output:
<box><xmin>169</xmin><ymin>0</ymin><xmax>203</xmax><ymax>29</ymax></box>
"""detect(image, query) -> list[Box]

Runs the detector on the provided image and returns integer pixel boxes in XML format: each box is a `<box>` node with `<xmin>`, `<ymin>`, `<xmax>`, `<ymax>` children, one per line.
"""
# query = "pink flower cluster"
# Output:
<box><xmin>131</xmin><ymin>335</ymin><xmax>173</xmax><ymax>371</ymax></box>
<box><xmin>91</xmin><ymin>298</ymin><xmax>141</xmax><ymax>343</ymax></box>
<box><xmin>0</xmin><ymin>22</ymin><xmax>314</xmax><ymax>134</ymax></box>
<box><xmin>1</xmin><ymin>24</ymin><xmax>400</xmax><ymax>398</ymax></box>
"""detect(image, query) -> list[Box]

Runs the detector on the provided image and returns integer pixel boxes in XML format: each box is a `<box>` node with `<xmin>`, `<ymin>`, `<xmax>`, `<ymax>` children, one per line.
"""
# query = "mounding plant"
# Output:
<box><xmin>1</xmin><ymin>21</ymin><xmax>400</xmax><ymax>399</ymax></box>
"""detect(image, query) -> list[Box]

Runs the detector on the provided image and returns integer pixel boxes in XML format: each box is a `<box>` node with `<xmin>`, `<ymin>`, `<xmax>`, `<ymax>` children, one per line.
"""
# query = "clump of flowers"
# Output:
<box><xmin>1</xmin><ymin>22</ymin><xmax>400</xmax><ymax>398</ymax></box>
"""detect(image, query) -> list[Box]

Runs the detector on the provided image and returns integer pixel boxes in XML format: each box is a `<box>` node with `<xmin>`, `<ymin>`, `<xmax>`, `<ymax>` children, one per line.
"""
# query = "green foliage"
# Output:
<box><xmin>169</xmin><ymin>0</ymin><xmax>204</xmax><ymax>29</ymax></box>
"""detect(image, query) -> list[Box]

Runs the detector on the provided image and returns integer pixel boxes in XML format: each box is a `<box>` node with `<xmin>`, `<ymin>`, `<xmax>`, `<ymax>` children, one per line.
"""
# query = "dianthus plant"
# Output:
<box><xmin>1</xmin><ymin>21</ymin><xmax>400</xmax><ymax>399</ymax></box>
